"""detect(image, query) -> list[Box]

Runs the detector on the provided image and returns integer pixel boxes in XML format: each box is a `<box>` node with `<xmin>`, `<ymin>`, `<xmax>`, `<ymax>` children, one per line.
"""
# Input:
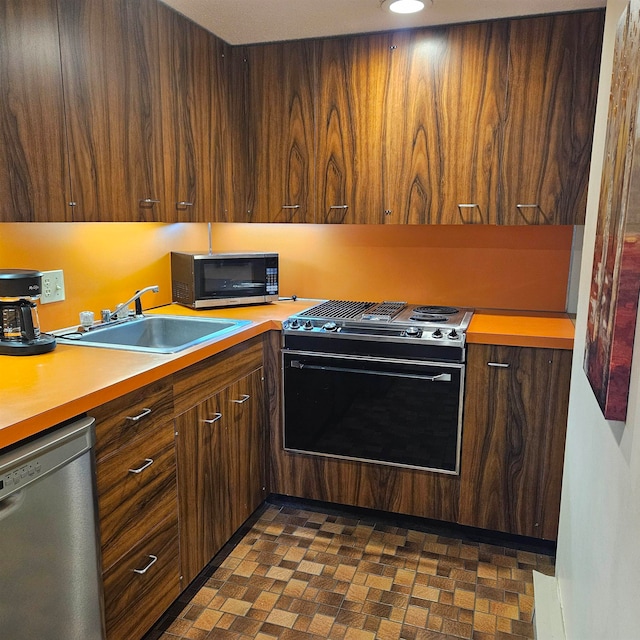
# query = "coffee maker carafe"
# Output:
<box><xmin>0</xmin><ymin>270</ymin><xmax>56</xmax><ymax>355</ymax></box>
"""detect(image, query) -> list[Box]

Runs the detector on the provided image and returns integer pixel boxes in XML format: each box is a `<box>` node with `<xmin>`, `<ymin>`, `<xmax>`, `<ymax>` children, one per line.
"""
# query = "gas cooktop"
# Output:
<box><xmin>283</xmin><ymin>300</ymin><xmax>474</xmax><ymax>348</ymax></box>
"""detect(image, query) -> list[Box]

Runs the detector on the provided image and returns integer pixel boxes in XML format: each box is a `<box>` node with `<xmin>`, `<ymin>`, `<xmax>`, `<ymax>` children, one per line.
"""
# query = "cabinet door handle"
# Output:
<box><xmin>231</xmin><ymin>394</ymin><xmax>251</xmax><ymax>404</ymax></box>
<box><xmin>282</xmin><ymin>204</ymin><xmax>300</xmax><ymax>209</ymax></box>
<box><xmin>329</xmin><ymin>205</ymin><xmax>348</xmax><ymax>210</ymax></box>
<box><xmin>516</xmin><ymin>203</ymin><xmax>540</xmax><ymax>208</ymax></box>
<box><xmin>125</xmin><ymin>408</ymin><xmax>152</xmax><ymax>422</ymax></box>
<box><xmin>128</xmin><ymin>458</ymin><xmax>154</xmax><ymax>474</ymax></box>
<box><xmin>487</xmin><ymin>362</ymin><xmax>510</xmax><ymax>368</ymax></box>
<box><xmin>132</xmin><ymin>554</ymin><xmax>158</xmax><ymax>574</ymax></box>
<box><xmin>203</xmin><ymin>413</ymin><xmax>223</xmax><ymax>424</ymax></box>
<box><xmin>177</xmin><ymin>201</ymin><xmax>193</xmax><ymax>208</ymax></box>
<box><xmin>140</xmin><ymin>198</ymin><xmax>160</xmax><ymax>205</ymax></box>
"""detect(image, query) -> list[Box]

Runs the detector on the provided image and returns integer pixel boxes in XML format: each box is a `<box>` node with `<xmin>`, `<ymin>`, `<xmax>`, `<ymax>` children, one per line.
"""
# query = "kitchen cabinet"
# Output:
<box><xmin>174</xmin><ymin>338</ymin><xmax>266</xmax><ymax>585</ymax></box>
<box><xmin>249</xmin><ymin>40</ymin><xmax>316</xmax><ymax>222</ymax></box>
<box><xmin>383</xmin><ymin>22</ymin><xmax>507</xmax><ymax>224</ymax></box>
<box><xmin>57</xmin><ymin>0</ymin><xmax>166</xmax><ymax>221</ymax></box>
<box><xmin>499</xmin><ymin>12</ymin><xmax>603</xmax><ymax>225</ymax></box>
<box><xmin>459</xmin><ymin>344</ymin><xmax>571</xmax><ymax>540</ymax></box>
<box><xmin>0</xmin><ymin>0</ymin><xmax>71</xmax><ymax>222</ymax></box>
<box><xmin>158</xmin><ymin>6</ymin><xmax>233</xmax><ymax>222</ymax></box>
<box><xmin>92</xmin><ymin>377</ymin><xmax>180</xmax><ymax>640</ymax></box>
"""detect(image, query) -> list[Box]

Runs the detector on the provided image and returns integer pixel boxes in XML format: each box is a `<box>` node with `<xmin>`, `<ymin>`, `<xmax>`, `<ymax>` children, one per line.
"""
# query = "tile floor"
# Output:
<box><xmin>153</xmin><ymin>502</ymin><xmax>555</xmax><ymax>640</ymax></box>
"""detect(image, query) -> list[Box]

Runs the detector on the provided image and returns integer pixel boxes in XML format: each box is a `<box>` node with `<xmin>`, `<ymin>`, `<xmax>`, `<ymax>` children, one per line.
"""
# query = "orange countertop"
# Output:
<box><xmin>0</xmin><ymin>301</ymin><xmax>574</xmax><ymax>450</ymax></box>
<box><xmin>467</xmin><ymin>310</ymin><xmax>575</xmax><ymax>350</ymax></box>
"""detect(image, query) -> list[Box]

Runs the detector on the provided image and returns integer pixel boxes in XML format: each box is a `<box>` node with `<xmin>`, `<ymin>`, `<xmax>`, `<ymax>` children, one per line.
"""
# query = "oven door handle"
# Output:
<box><xmin>290</xmin><ymin>360</ymin><xmax>452</xmax><ymax>382</ymax></box>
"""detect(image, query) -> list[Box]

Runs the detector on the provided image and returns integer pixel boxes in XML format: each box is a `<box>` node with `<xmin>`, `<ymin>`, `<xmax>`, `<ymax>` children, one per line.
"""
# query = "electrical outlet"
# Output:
<box><xmin>41</xmin><ymin>270</ymin><xmax>65</xmax><ymax>304</ymax></box>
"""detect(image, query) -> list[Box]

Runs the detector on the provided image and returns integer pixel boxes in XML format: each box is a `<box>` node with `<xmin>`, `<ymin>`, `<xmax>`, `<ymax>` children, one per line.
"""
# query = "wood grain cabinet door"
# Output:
<box><xmin>223</xmin><ymin>369</ymin><xmax>266</xmax><ymax>532</ymax></box>
<box><xmin>158</xmin><ymin>6</ymin><xmax>231</xmax><ymax>223</ymax></box>
<box><xmin>499</xmin><ymin>11</ymin><xmax>604</xmax><ymax>225</ymax></box>
<box><xmin>0</xmin><ymin>0</ymin><xmax>71</xmax><ymax>221</ymax></box>
<box><xmin>57</xmin><ymin>0</ymin><xmax>165</xmax><ymax>221</ymax></box>
<box><xmin>175</xmin><ymin>392</ymin><xmax>232</xmax><ymax>586</ymax></box>
<box><xmin>249</xmin><ymin>41</ymin><xmax>315</xmax><ymax>223</ymax></box>
<box><xmin>316</xmin><ymin>33</ymin><xmax>393</xmax><ymax>223</ymax></box>
<box><xmin>459</xmin><ymin>344</ymin><xmax>572</xmax><ymax>540</ymax></box>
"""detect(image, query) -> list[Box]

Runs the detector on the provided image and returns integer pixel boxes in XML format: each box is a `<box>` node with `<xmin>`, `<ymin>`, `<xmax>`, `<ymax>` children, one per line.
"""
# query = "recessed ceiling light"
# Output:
<box><xmin>382</xmin><ymin>0</ymin><xmax>426</xmax><ymax>14</ymax></box>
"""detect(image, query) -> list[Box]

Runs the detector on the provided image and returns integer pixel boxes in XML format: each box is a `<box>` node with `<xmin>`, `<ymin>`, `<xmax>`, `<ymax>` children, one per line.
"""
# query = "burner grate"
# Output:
<box><xmin>361</xmin><ymin>301</ymin><xmax>407</xmax><ymax>321</ymax></box>
<box><xmin>298</xmin><ymin>300</ymin><xmax>377</xmax><ymax>320</ymax></box>
<box><xmin>412</xmin><ymin>306</ymin><xmax>459</xmax><ymax>315</ymax></box>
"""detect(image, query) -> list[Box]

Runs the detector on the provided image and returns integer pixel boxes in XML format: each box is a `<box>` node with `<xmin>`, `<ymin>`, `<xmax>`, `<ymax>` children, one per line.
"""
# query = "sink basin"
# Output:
<box><xmin>55</xmin><ymin>315</ymin><xmax>251</xmax><ymax>354</ymax></box>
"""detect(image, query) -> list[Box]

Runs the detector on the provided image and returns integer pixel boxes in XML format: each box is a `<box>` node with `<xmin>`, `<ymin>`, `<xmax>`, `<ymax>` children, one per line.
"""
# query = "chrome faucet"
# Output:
<box><xmin>107</xmin><ymin>285</ymin><xmax>160</xmax><ymax>322</ymax></box>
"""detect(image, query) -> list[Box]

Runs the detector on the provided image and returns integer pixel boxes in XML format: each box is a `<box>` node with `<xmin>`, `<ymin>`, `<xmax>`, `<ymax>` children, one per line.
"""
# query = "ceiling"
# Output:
<box><xmin>159</xmin><ymin>0</ymin><xmax>606</xmax><ymax>45</ymax></box>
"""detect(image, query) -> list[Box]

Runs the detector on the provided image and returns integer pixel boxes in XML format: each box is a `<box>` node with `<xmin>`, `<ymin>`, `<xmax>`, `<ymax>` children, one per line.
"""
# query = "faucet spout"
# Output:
<box><xmin>110</xmin><ymin>285</ymin><xmax>159</xmax><ymax>321</ymax></box>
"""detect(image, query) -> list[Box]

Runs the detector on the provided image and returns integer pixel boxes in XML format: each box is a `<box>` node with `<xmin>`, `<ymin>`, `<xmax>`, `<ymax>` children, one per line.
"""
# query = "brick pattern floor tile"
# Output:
<box><xmin>151</xmin><ymin>504</ymin><xmax>554</xmax><ymax>640</ymax></box>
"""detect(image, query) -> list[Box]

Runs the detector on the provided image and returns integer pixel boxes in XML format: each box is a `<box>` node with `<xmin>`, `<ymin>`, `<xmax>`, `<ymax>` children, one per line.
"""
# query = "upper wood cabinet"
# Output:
<box><xmin>0</xmin><ymin>0</ymin><xmax>71</xmax><ymax>222</ymax></box>
<box><xmin>499</xmin><ymin>12</ymin><xmax>604</xmax><ymax>225</ymax></box>
<box><xmin>57</xmin><ymin>0</ymin><xmax>166</xmax><ymax>221</ymax></box>
<box><xmin>158</xmin><ymin>6</ymin><xmax>233</xmax><ymax>222</ymax></box>
<box><xmin>384</xmin><ymin>22</ymin><xmax>507</xmax><ymax>224</ymax></box>
<box><xmin>249</xmin><ymin>41</ymin><xmax>315</xmax><ymax>223</ymax></box>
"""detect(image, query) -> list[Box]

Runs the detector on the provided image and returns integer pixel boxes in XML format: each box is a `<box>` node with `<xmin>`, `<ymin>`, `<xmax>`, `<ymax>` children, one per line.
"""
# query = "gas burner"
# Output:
<box><xmin>409</xmin><ymin>313</ymin><xmax>449</xmax><ymax>323</ymax></box>
<box><xmin>412</xmin><ymin>306</ymin><xmax>459</xmax><ymax>315</ymax></box>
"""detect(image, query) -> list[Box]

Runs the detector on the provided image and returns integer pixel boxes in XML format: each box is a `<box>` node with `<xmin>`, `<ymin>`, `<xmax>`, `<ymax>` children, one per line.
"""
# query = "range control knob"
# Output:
<box><xmin>449</xmin><ymin>329</ymin><xmax>459</xmax><ymax>339</ymax></box>
<box><xmin>303</xmin><ymin>320</ymin><xmax>314</xmax><ymax>330</ymax></box>
<box><xmin>323</xmin><ymin>321</ymin><xmax>338</xmax><ymax>332</ymax></box>
<box><xmin>405</xmin><ymin>326</ymin><xmax>421</xmax><ymax>337</ymax></box>
<box><xmin>289</xmin><ymin>319</ymin><xmax>300</xmax><ymax>329</ymax></box>
<box><xmin>432</xmin><ymin>328</ymin><xmax>443</xmax><ymax>339</ymax></box>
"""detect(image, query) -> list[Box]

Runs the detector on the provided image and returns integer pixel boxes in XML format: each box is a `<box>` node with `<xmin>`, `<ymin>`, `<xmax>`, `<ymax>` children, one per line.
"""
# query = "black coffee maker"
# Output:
<box><xmin>0</xmin><ymin>270</ymin><xmax>56</xmax><ymax>355</ymax></box>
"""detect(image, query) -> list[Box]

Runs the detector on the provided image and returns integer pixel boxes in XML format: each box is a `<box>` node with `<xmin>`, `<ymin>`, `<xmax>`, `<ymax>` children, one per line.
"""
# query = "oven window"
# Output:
<box><xmin>200</xmin><ymin>259</ymin><xmax>267</xmax><ymax>298</ymax></box>
<box><xmin>283</xmin><ymin>353</ymin><xmax>463</xmax><ymax>473</ymax></box>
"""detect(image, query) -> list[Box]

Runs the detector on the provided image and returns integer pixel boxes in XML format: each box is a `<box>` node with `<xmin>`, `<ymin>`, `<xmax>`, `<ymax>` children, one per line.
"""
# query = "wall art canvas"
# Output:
<box><xmin>585</xmin><ymin>0</ymin><xmax>640</xmax><ymax>422</ymax></box>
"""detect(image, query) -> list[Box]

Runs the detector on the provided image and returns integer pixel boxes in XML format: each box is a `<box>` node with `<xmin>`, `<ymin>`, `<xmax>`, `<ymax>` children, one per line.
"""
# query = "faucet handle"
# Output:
<box><xmin>101</xmin><ymin>309</ymin><xmax>111</xmax><ymax>323</ymax></box>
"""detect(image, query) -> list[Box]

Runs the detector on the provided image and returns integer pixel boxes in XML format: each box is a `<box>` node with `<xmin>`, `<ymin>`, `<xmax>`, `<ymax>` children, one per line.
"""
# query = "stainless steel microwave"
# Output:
<box><xmin>171</xmin><ymin>251</ymin><xmax>279</xmax><ymax>309</ymax></box>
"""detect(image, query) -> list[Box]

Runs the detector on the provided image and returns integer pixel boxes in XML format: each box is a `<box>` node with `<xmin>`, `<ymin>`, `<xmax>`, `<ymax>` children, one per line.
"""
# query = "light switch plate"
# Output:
<box><xmin>41</xmin><ymin>270</ymin><xmax>65</xmax><ymax>304</ymax></box>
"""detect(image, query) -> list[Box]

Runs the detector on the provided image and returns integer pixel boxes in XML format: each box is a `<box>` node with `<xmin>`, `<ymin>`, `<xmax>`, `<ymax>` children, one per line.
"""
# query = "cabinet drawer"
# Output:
<box><xmin>93</xmin><ymin>378</ymin><xmax>174</xmax><ymax>461</ymax></box>
<box><xmin>173</xmin><ymin>336</ymin><xmax>264</xmax><ymax>414</ymax></box>
<box><xmin>103</xmin><ymin>514</ymin><xmax>180</xmax><ymax>640</ymax></box>
<box><xmin>97</xmin><ymin>421</ymin><xmax>177</xmax><ymax>570</ymax></box>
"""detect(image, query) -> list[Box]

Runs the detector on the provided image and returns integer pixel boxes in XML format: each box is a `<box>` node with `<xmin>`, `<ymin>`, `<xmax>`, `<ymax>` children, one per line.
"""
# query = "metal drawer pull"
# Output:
<box><xmin>133</xmin><ymin>555</ymin><xmax>158</xmax><ymax>575</ymax></box>
<box><xmin>231</xmin><ymin>394</ymin><xmax>251</xmax><ymax>404</ymax></box>
<box><xmin>457</xmin><ymin>203</ymin><xmax>479</xmax><ymax>208</ymax></box>
<box><xmin>128</xmin><ymin>458</ymin><xmax>154</xmax><ymax>474</ymax></box>
<box><xmin>177</xmin><ymin>201</ymin><xmax>193</xmax><ymax>207</ymax></box>
<box><xmin>330</xmin><ymin>205</ymin><xmax>349</xmax><ymax>209</ymax></box>
<box><xmin>282</xmin><ymin>205</ymin><xmax>300</xmax><ymax>209</ymax></box>
<box><xmin>125</xmin><ymin>408</ymin><xmax>152</xmax><ymax>422</ymax></box>
<box><xmin>516</xmin><ymin>203</ymin><xmax>540</xmax><ymax>208</ymax></box>
<box><xmin>140</xmin><ymin>198</ymin><xmax>160</xmax><ymax>205</ymax></box>
<box><xmin>203</xmin><ymin>413</ymin><xmax>223</xmax><ymax>424</ymax></box>
<box><xmin>487</xmin><ymin>362</ymin><xmax>510</xmax><ymax>368</ymax></box>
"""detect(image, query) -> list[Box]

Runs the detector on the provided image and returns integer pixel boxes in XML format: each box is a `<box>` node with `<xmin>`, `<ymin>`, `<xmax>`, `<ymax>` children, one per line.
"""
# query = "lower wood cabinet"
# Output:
<box><xmin>175</xmin><ymin>367</ymin><xmax>266</xmax><ymax>586</ymax></box>
<box><xmin>459</xmin><ymin>344</ymin><xmax>572</xmax><ymax>540</ymax></box>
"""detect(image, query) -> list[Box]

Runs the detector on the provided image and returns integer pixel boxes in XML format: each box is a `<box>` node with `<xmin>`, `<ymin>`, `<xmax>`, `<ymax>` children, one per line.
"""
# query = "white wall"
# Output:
<box><xmin>556</xmin><ymin>1</ymin><xmax>640</xmax><ymax>638</ymax></box>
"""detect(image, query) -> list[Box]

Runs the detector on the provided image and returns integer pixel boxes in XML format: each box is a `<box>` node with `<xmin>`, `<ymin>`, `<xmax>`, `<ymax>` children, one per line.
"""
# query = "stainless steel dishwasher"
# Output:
<box><xmin>0</xmin><ymin>415</ymin><xmax>105</xmax><ymax>639</ymax></box>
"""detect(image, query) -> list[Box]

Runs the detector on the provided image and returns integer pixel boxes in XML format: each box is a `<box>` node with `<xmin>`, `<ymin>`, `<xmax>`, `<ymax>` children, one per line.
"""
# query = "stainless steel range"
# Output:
<box><xmin>281</xmin><ymin>300</ymin><xmax>474</xmax><ymax>475</ymax></box>
<box><xmin>282</xmin><ymin>300</ymin><xmax>473</xmax><ymax>362</ymax></box>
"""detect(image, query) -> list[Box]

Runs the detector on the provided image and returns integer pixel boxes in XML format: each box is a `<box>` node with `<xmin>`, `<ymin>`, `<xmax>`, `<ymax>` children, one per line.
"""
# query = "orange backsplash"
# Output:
<box><xmin>0</xmin><ymin>223</ymin><xmax>572</xmax><ymax>331</ymax></box>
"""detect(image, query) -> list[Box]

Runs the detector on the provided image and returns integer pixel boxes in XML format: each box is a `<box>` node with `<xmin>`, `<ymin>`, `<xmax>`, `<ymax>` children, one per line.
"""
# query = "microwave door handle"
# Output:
<box><xmin>291</xmin><ymin>361</ymin><xmax>451</xmax><ymax>383</ymax></box>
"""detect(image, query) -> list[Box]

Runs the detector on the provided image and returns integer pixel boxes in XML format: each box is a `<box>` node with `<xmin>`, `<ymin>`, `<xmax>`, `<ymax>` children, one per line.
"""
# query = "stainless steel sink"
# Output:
<box><xmin>55</xmin><ymin>315</ymin><xmax>251</xmax><ymax>354</ymax></box>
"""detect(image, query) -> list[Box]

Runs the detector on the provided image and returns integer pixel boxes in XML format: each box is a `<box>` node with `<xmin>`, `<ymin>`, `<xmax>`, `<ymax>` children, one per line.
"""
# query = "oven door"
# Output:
<box><xmin>283</xmin><ymin>350</ymin><xmax>464</xmax><ymax>474</ymax></box>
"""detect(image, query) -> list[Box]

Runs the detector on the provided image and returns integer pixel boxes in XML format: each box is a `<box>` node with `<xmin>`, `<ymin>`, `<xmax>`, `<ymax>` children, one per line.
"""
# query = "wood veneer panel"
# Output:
<box><xmin>499</xmin><ymin>11</ymin><xmax>604</xmax><ymax>225</ymax></box>
<box><xmin>58</xmin><ymin>0</ymin><xmax>165</xmax><ymax>221</ymax></box>
<box><xmin>97</xmin><ymin>420</ymin><xmax>177</xmax><ymax>571</ymax></box>
<box><xmin>249</xmin><ymin>41</ymin><xmax>315</xmax><ymax>223</ymax></box>
<box><xmin>459</xmin><ymin>344</ymin><xmax>571</xmax><ymax>540</ymax></box>
<box><xmin>172</xmin><ymin>336</ymin><xmax>264</xmax><ymax>415</ymax></box>
<box><xmin>102</xmin><ymin>514</ymin><xmax>180</xmax><ymax>640</ymax></box>
<box><xmin>0</xmin><ymin>0</ymin><xmax>71</xmax><ymax>221</ymax></box>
